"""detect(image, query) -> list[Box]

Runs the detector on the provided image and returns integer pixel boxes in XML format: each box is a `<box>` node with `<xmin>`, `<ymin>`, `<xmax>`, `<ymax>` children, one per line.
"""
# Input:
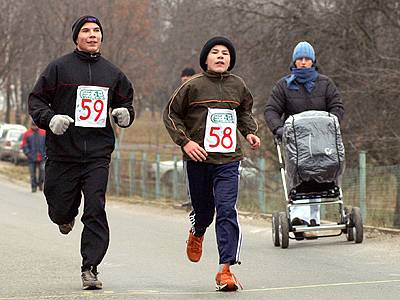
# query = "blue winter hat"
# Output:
<box><xmin>292</xmin><ymin>41</ymin><xmax>315</xmax><ymax>62</ymax></box>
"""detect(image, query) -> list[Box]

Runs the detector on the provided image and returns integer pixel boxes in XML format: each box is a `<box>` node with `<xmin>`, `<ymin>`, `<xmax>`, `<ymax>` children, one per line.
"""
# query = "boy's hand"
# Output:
<box><xmin>183</xmin><ymin>141</ymin><xmax>208</xmax><ymax>162</ymax></box>
<box><xmin>246</xmin><ymin>134</ymin><xmax>261</xmax><ymax>150</ymax></box>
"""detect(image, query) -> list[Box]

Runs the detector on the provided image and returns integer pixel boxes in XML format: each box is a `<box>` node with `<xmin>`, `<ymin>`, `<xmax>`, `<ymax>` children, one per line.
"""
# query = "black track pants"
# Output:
<box><xmin>44</xmin><ymin>159</ymin><xmax>110</xmax><ymax>270</ymax></box>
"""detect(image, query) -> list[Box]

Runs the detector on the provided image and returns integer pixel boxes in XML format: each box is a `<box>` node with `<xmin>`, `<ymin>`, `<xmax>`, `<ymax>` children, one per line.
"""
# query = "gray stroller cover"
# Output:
<box><xmin>283</xmin><ymin>110</ymin><xmax>345</xmax><ymax>192</ymax></box>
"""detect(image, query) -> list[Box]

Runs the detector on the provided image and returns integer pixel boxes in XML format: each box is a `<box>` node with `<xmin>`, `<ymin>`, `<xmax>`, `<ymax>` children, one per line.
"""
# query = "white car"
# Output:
<box><xmin>0</xmin><ymin>123</ymin><xmax>27</xmax><ymax>138</ymax></box>
<box><xmin>149</xmin><ymin>157</ymin><xmax>259</xmax><ymax>184</ymax></box>
<box><xmin>0</xmin><ymin>127</ymin><xmax>26</xmax><ymax>161</ymax></box>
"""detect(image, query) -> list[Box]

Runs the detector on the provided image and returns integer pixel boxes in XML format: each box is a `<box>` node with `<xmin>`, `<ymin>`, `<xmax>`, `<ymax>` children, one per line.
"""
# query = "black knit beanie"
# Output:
<box><xmin>72</xmin><ymin>15</ymin><xmax>103</xmax><ymax>45</ymax></box>
<box><xmin>199</xmin><ymin>36</ymin><xmax>236</xmax><ymax>72</ymax></box>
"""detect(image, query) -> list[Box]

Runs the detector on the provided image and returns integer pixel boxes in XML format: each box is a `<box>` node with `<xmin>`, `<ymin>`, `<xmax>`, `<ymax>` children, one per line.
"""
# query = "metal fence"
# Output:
<box><xmin>107</xmin><ymin>150</ymin><xmax>400</xmax><ymax>229</ymax></box>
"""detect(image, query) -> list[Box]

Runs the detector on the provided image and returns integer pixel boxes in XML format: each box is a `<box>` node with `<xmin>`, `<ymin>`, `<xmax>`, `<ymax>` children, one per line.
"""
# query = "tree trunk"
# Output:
<box><xmin>5</xmin><ymin>81</ymin><xmax>11</xmax><ymax>123</ymax></box>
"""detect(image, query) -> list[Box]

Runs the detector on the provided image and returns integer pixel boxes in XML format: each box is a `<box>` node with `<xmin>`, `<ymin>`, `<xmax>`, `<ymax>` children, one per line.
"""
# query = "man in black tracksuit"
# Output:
<box><xmin>28</xmin><ymin>15</ymin><xmax>135</xmax><ymax>290</ymax></box>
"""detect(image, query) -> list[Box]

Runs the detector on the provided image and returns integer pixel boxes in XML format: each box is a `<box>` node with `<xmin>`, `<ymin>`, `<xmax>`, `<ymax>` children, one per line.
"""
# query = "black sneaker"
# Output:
<box><xmin>81</xmin><ymin>268</ymin><xmax>102</xmax><ymax>290</ymax></box>
<box><xmin>58</xmin><ymin>219</ymin><xmax>75</xmax><ymax>235</ymax></box>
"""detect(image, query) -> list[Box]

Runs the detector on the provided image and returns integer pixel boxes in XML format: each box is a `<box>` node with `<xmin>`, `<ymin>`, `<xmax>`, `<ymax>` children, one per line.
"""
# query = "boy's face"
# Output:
<box><xmin>206</xmin><ymin>45</ymin><xmax>230</xmax><ymax>73</ymax></box>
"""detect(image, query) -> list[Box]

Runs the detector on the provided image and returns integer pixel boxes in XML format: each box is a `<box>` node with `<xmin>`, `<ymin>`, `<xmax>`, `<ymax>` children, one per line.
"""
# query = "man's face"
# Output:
<box><xmin>76</xmin><ymin>22</ymin><xmax>102</xmax><ymax>54</ymax></box>
<box><xmin>295</xmin><ymin>57</ymin><xmax>313</xmax><ymax>69</ymax></box>
<box><xmin>206</xmin><ymin>45</ymin><xmax>230</xmax><ymax>73</ymax></box>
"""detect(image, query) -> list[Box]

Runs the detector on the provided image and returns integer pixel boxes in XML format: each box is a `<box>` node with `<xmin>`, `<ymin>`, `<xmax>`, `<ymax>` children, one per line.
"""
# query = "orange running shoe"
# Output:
<box><xmin>186</xmin><ymin>230</ymin><xmax>204</xmax><ymax>262</ymax></box>
<box><xmin>215</xmin><ymin>265</ymin><xmax>243</xmax><ymax>291</ymax></box>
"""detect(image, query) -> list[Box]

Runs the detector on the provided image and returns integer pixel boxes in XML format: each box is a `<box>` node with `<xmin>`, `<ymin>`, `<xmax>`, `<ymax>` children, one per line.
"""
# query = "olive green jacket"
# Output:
<box><xmin>163</xmin><ymin>70</ymin><xmax>258</xmax><ymax>164</ymax></box>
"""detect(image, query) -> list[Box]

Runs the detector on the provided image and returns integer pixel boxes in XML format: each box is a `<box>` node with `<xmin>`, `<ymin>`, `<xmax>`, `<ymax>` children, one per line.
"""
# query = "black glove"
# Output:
<box><xmin>274</xmin><ymin>127</ymin><xmax>284</xmax><ymax>141</ymax></box>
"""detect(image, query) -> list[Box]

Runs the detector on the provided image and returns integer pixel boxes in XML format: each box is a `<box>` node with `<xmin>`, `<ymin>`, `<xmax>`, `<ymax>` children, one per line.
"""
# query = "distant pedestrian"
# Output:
<box><xmin>180</xmin><ymin>67</ymin><xmax>196</xmax><ymax>84</ymax></box>
<box><xmin>21</xmin><ymin>121</ymin><xmax>46</xmax><ymax>192</ymax></box>
<box><xmin>28</xmin><ymin>15</ymin><xmax>135</xmax><ymax>290</ymax></box>
<box><xmin>164</xmin><ymin>36</ymin><xmax>260</xmax><ymax>291</ymax></box>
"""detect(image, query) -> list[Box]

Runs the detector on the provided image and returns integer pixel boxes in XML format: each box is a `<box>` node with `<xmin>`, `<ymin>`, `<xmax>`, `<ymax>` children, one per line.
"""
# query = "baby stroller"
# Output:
<box><xmin>271</xmin><ymin>111</ymin><xmax>363</xmax><ymax>248</ymax></box>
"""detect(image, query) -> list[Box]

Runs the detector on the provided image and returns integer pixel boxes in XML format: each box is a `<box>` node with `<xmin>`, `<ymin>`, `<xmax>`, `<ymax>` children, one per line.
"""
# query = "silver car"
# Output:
<box><xmin>0</xmin><ymin>125</ymin><xmax>27</xmax><ymax>161</ymax></box>
<box><xmin>149</xmin><ymin>157</ymin><xmax>259</xmax><ymax>184</ymax></box>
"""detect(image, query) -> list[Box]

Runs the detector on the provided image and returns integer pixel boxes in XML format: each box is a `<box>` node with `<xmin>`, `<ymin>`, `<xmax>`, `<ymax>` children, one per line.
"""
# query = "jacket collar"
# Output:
<box><xmin>74</xmin><ymin>49</ymin><xmax>101</xmax><ymax>62</ymax></box>
<box><xmin>203</xmin><ymin>70</ymin><xmax>231</xmax><ymax>79</ymax></box>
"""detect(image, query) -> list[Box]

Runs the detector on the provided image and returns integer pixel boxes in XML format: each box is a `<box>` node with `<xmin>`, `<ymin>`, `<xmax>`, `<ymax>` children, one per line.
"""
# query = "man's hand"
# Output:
<box><xmin>112</xmin><ymin>108</ymin><xmax>130</xmax><ymax>127</ymax></box>
<box><xmin>49</xmin><ymin>115</ymin><xmax>74</xmax><ymax>135</ymax></box>
<box><xmin>183</xmin><ymin>141</ymin><xmax>208</xmax><ymax>162</ymax></box>
<box><xmin>246</xmin><ymin>134</ymin><xmax>261</xmax><ymax>150</ymax></box>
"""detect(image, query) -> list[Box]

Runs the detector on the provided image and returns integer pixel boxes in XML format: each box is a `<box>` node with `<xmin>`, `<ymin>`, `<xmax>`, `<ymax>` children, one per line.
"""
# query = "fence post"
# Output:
<box><xmin>114</xmin><ymin>146</ymin><xmax>121</xmax><ymax>197</ymax></box>
<box><xmin>359</xmin><ymin>151</ymin><xmax>367</xmax><ymax>222</ymax></box>
<box><xmin>155</xmin><ymin>153</ymin><xmax>161</xmax><ymax>199</ymax></box>
<box><xmin>173</xmin><ymin>154</ymin><xmax>178</xmax><ymax>200</ymax></box>
<box><xmin>128</xmin><ymin>152</ymin><xmax>135</xmax><ymax>197</ymax></box>
<box><xmin>141</xmin><ymin>151</ymin><xmax>147</xmax><ymax>199</ymax></box>
<box><xmin>258</xmin><ymin>158</ymin><xmax>266</xmax><ymax>213</ymax></box>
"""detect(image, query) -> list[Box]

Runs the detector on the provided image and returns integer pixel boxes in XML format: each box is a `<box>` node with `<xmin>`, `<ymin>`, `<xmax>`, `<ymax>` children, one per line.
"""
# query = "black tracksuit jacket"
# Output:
<box><xmin>28</xmin><ymin>49</ymin><xmax>135</xmax><ymax>162</ymax></box>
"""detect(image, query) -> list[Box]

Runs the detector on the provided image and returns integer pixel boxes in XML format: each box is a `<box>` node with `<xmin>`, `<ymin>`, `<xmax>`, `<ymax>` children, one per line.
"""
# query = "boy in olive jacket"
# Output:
<box><xmin>163</xmin><ymin>36</ymin><xmax>260</xmax><ymax>291</ymax></box>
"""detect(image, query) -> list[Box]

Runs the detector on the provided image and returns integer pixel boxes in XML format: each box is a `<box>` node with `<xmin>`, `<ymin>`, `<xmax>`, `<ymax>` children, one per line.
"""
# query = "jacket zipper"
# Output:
<box><xmin>83</xmin><ymin>62</ymin><xmax>92</xmax><ymax>160</ymax></box>
<box><xmin>88</xmin><ymin>63</ymin><xmax>92</xmax><ymax>84</ymax></box>
<box><xmin>84</xmin><ymin>140</ymin><xmax>87</xmax><ymax>158</ymax></box>
<box><xmin>219</xmin><ymin>74</ymin><xmax>223</xmax><ymax>99</ymax></box>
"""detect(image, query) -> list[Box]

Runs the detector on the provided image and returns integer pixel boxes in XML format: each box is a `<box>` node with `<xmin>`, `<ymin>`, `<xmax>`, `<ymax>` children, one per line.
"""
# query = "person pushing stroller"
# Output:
<box><xmin>264</xmin><ymin>41</ymin><xmax>344</xmax><ymax>238</ymax></box>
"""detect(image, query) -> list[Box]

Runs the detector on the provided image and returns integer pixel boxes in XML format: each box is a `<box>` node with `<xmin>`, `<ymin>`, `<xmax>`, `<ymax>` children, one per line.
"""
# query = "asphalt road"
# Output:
<box><xmin>0</xmin><ymin>177</ymin><xmax>400</xmax><ymax>299</ymax></box>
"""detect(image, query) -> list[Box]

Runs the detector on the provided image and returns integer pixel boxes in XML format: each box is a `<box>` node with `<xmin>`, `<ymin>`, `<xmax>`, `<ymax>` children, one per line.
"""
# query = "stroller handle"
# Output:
<box><xmin>276</xmin><ymin>142</ymin><xmax>289</xmax><ymax>202</ymax></box>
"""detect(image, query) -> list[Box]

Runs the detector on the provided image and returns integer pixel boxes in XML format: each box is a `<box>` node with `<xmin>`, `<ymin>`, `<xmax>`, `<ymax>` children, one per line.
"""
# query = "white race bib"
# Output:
<box><xmin>204</xmin><ymin>108</ymin><xmax>237</xmax><ymax>153</ymax></box>
<box><xmin>75</xmin><ymin>85</ymin><xmax>109</xmax><ymax>128</ymax></box>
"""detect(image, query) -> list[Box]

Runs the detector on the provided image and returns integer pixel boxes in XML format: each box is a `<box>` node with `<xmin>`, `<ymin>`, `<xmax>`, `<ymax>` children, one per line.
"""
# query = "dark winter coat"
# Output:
<box><xmin>21</xmin><ymin>128</ymin><xmax>46</xmax><ymax>162</ymax></box>
<box><xmin>163</xmin><ymin>71</ymin><xmax>258</xmax><ymax>164</ymax></box>
<box><xmin>264</xmin><ymin>74</ymin><xmax>344</xmax><ymax>134</ymax></box>
<box><xmin>28</xmin><ymin>50</ymin><xmax>135</xmax><ymax>162</ymax></box>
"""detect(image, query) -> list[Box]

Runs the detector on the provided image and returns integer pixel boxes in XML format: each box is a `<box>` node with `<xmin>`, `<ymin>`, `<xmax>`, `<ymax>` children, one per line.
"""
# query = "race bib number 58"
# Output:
<box><xmin>75</xmin><ymin>85</ymin><xmax>109</xmax><ymax>128</ymax></box>
<box><xmin>204</xmin><ymin>108</ymin><xmax>237</xmax><ymax>153</ymax></box>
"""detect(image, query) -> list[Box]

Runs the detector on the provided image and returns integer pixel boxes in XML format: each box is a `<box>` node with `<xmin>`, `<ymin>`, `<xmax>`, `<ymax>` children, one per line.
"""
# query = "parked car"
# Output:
<box><xmin>149</xmin><ymin>157</ymin><xmax>259</xmax><ymax>184</ymax></box>
<box><xmin>0</xmin><ymin>127</ymin><xmax>26</xmax><ymax>161</ymax></box>
<box><xmin>0</xmin><ymin>123</ymin><xmax>27</xmax><ymax>138</ymax></box>
<box><xmin>10</xmin><ymin>133</ymin><xmax>27</xmax><ymax>165</ymax></box>
<box><xmin>149</xmin><ymin>159</ymin><xmax>185</xmax><ymax>184</ymax></box>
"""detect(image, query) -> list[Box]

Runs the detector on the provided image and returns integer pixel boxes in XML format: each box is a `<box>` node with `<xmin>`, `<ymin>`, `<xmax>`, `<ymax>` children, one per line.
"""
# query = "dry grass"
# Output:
<box><xmin>0</xmin><ymin>162</ymin><xmax>30</xmax><ymax>183</ymax></box>
<box><xmin>120</xmin><ymin>111</ymin><xmax>175</xmax><ymax>147</ymax></box>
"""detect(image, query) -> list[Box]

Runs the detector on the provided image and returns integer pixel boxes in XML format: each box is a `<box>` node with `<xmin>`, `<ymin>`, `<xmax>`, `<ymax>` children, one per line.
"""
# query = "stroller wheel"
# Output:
<box><xmin>346</xmin><ymin>225</ymin><xmax>354</xmax><ymax>241</ymax></box>
<box><xmin>344</xmin><ymin>207</ymin><xmax>354</xmax><ymax>241</ymax></box>
<box><xmin>351</xmin><ymin>207</ymin><xmax>364</xmax><ymax>243</ymax></box>
<box><xmin>272</xmin><ymin>212</ymin><xmax>280</xmax><ymax>247</ymax></box>
<box><xmin>279</xmin><ymin>212</ymin><xmax>289</xmax><ymax>249</ymax></box>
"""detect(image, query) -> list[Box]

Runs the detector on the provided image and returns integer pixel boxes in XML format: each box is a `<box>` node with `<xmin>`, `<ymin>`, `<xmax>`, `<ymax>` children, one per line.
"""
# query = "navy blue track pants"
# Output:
<box><xmin>185</xmin><ymin>160</ymin><xmax>242</xmax><ymax>265</ymax></box>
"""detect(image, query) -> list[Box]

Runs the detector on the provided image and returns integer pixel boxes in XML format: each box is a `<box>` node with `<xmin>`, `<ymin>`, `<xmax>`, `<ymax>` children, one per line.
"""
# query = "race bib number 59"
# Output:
<box><xmin>204</xmin><ymin>108</ymin><xmax>237</xmax><ymax>153</ymax></box>
<box><xmin>75</xmin><ymin>85</ymin><xmax>109</xmax><ymax>128</ymax></box>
